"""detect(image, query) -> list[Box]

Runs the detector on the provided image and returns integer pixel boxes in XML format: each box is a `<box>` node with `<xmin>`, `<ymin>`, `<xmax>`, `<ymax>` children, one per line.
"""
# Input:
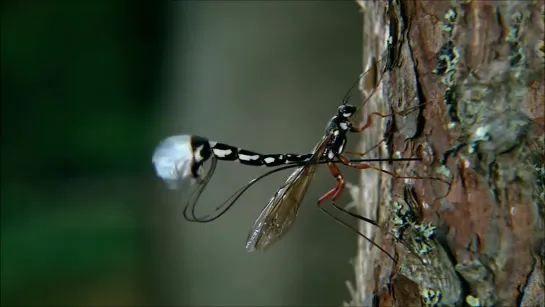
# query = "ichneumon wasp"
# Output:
<box><xmin>152</xmin><ymin>60</ymin><xmax>448</xmax><ymax>261</ymax></box>
<box><xmin>152</xmin><ymin>133</ymin><xmax>421</xmax><ymax>258</ymax></box>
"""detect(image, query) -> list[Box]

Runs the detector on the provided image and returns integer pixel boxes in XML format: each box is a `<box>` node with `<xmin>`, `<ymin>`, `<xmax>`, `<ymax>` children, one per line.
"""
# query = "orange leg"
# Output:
<box><xmin>337</xmin><ymin>154</ymin><xmax>427</xmax><ymax>180</ymax></box>
<box><xmin>317</xmin><ymin>161</ymin><xmax>379</xmax><ymax>226</ymax></box>
<box><xmin>352</xmin><ymin>112</ymin><xmax>392</xmax><ymax>133</ymax></box>
<box><xmin>317</xmin><ymin>162</ymin><xmax>345</xmax><ymax>204</ymax></box>
<box><xmin>343</xmin><ymin>139</ymin><xmax>384</xmax><ymax>158</ymax></box>
<box><xmin>351</xmin><ymin>104</ymin><xmax>424</xmax><ymax>133</ymax></box>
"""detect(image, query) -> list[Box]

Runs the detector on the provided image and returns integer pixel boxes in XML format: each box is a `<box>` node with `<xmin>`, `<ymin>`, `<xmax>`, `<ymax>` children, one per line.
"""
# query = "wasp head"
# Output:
<box><xmin>338</xmin><ymin>104</ymin><xmax>357</xmax><ymax>118</ymax></box>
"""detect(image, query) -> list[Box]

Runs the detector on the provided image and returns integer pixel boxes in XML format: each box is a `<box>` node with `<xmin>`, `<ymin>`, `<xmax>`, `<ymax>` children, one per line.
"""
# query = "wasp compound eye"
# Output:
<box><xmin>338</xmin><ymin>104</ymin><xmax>357</xmax><ymax>117</ymax></box>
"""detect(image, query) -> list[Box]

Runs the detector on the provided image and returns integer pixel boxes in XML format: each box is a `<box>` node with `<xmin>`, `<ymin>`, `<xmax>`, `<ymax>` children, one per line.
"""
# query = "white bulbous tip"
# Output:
<box><xmin>152</xmin><ymin>134</ymin><xmax>194</xmax><ymax>189</ymax></box>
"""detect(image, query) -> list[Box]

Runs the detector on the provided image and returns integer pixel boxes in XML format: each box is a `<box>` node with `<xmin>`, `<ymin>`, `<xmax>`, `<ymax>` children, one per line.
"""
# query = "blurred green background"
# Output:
<box><xmin>2</xmin><ymin>1</ymin><xmax>364</xmax><ymax>306</ymax></box>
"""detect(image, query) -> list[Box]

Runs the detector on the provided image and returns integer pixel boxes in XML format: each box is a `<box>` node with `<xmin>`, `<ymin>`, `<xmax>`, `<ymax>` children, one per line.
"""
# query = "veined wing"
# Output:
<box><xmin>245</xmin><ymin>135</ymin><xmax>330</xmax><ymax>252</ymax></box>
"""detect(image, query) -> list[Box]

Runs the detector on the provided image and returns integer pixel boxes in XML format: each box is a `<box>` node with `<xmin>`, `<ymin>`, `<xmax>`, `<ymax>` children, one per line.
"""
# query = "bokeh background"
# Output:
<box><xmin>2</xmin><ymin>1</ymin><xmax>365</xmax><ymax>305</ymax></box>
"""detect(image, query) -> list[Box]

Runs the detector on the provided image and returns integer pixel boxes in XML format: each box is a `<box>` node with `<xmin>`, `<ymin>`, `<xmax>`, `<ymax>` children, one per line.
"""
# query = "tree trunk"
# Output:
<box><xmin>351</xmin><ymin>1</ymin><xmax>544</xmax><ymax>306</ymax></box>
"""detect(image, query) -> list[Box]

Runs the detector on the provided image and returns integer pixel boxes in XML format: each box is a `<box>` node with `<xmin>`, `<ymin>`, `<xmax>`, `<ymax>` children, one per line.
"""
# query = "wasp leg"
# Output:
<box><xmin>338</xmin><ymin>154</ymin><xmax>424</xmax><ymax>180</ymax></box>
<box><xmin>317</xmin><ymin>161</ymin><xmax>379</xmax><ymax>225</ymax></box>
<box><xmin>351</xmin><ymin>105</ymin><xmax>424</xmax><ymax>133</ymax></box>
<box><xmin>317</xmin><ymin>162</ymin><xmax>346</xmax><ymax>204</ymax></box>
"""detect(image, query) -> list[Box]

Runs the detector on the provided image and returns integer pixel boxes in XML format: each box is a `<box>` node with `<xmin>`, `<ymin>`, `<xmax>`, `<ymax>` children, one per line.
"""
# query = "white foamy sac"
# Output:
<box><xmin>152</xmin><ymin>135</ymin><xmax>194</xmax><ymax>190</ymax></box>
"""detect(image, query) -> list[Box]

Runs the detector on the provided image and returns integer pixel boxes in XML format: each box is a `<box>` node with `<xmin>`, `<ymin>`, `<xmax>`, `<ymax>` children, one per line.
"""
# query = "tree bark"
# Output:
<box><xmin>353</xmin><ymin>1</ymin><xmax>544</xmax><ymax>306</ymax></box>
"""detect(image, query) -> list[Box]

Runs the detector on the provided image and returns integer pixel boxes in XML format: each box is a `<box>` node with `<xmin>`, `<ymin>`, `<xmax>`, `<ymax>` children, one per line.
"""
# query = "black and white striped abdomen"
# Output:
<box><xmin>152</xmin><ymin>134</ymin><xmax>315</xmax><ymax>189</ymax></box>
<box><xmin>209</xmin><ymin>142</ymin><xmax>312</xmax><ymax>166</ymax></box>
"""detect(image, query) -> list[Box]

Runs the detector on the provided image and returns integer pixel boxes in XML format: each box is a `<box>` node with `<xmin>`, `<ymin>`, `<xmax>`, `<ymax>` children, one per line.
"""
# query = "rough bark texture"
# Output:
<box><xmin>351</xmin><ymin>1</ymin><xmax>545</xmax><ymax>306</ymax></box>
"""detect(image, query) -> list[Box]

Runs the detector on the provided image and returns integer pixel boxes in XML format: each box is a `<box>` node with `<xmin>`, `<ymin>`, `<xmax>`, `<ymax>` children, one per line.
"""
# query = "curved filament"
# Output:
<box><xmin>181</xmin><ymin>157</ymin><xmax>422</xmax><ymax>223</ymax></box>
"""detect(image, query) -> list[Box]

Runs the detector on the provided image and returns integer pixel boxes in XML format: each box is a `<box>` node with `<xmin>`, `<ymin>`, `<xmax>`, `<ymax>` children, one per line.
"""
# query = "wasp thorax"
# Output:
<box><xmin>338</xmin><ymin>104</ymin><xmax>357</xmax><ymax>118</ymax></box>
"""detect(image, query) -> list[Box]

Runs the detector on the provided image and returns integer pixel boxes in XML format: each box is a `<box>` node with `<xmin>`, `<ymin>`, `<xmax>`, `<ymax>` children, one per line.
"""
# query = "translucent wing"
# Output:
<box><xmin>245</xmin><ymin>136</ymin><xmax>329</xmax><ymax>252</ymax></box>
<box><xmin>244</xmin><ymin>163</ymin><xmax>318</xmax><ymax>251</ymax></box>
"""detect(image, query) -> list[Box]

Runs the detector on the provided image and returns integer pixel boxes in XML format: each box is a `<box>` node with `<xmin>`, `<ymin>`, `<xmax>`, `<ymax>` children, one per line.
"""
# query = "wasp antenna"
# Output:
<box><xmin>341</xmin><ymin>54</ymin><xmax>389</xmax><ymax>106</ymax></box>
<box><xmin>341</xmin><ymin>72</ymin><xmax>365</xmax><ymax>105</ymax></box>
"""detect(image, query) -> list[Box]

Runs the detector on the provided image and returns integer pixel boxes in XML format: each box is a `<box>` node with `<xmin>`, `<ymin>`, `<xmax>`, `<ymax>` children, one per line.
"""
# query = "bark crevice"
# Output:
<box><xmin>354</xmin><ymin>1</ymin><xmax>544</xmax><ymax>306</ymax></box>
